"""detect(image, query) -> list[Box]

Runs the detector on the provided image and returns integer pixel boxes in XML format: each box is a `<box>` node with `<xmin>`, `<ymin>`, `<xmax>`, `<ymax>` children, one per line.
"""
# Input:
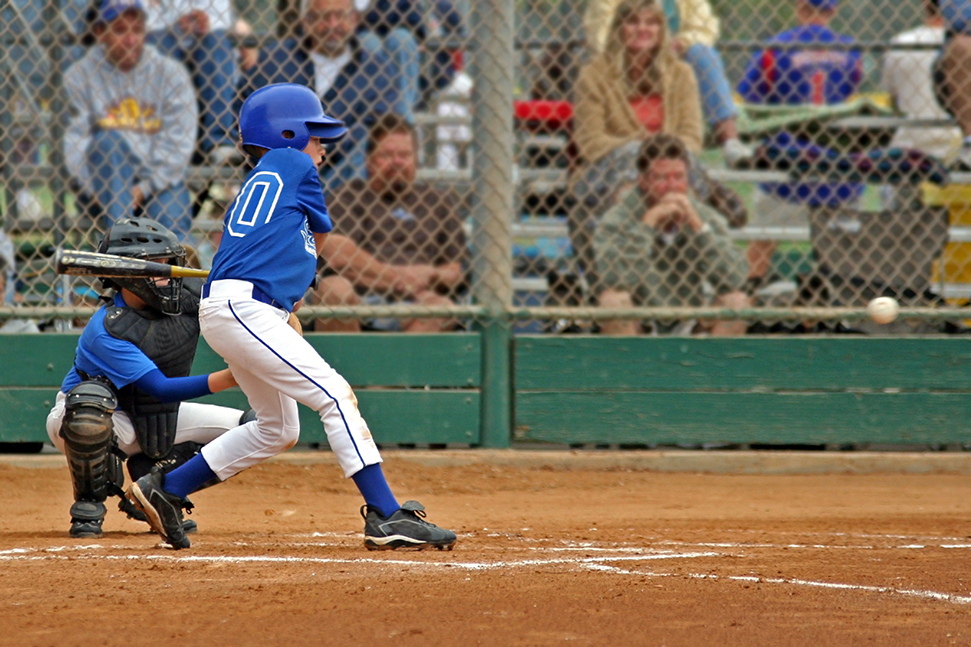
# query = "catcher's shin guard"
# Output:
<box><xmin>60</xmin><ymin>380</ymin><xmax>118</xmax><ymax>504</ymax></box>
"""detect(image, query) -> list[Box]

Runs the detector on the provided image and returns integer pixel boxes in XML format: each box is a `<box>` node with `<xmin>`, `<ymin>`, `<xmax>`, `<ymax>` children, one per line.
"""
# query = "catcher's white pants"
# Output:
<box><xmin>198</xmin><ymin>280</ymin><xmax>381</xmax><ymax>481</ymax></box>
<box><xmin>46</xmin><ymin>391</ymin><xmax>242</xmax><ymax>457</ymax></box>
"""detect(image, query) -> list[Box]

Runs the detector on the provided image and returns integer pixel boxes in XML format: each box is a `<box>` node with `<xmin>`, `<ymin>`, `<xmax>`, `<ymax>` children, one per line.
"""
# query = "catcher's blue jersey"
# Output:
<box><xmin>207</xmin><ymin>148</ymin><xmax>333</xmax><ymax>311</ymax></box>
<box><xmin>60</xmin><ymin>293</ymin><xmax>157</xmax><ymax>393</ymax></box>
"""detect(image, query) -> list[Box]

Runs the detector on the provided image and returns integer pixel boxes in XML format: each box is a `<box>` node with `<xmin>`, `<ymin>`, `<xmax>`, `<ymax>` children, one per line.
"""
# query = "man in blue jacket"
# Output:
<box><xmin>736</xmin><ymin>0</ymin><xmax>863</xmax><ymax>287</ymax></box>
<box><xmin>238</xmin><ymin>0</ymin><xmax>414</xmax><ymax>185</ymax></box>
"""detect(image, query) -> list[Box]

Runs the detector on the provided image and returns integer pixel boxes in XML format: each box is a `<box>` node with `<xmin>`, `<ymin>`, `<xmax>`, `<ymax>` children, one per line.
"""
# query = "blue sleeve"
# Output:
<box><xmin>134</xmin><ymin>369</ymin><xmax>212</xmax><ymax>403</ymax></box>
<box><xmin>299</xmin><ymin>165</ymin><xmax>333</xmax><ymax>233</ymax></box>
<box><xmin>82</xmin><ymin>329</ymin><xmax>158</xmax><ymax>388</ymax></box>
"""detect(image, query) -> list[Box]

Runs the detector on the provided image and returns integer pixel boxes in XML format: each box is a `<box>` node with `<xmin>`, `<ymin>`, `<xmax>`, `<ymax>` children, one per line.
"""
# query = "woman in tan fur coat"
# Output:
<box><xmin>569</xmin><ymin>0</ymin><xmax>704</xmax><ymax>287</ymax></box>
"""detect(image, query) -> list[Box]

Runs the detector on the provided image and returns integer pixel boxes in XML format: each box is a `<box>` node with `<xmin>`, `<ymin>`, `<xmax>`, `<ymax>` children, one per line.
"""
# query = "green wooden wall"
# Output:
<box><xmin>514</xmin><ymin>337</ymin><xmax>971</xmax><ymax>445</ymax></box>
<box><xmin>0</xmin><ymin>334</ymin><xmax>481</xmax><ymax>446</ymax></box>
<box><xmin>3</xmin><ymin>334</ymin><xmax>971</xmax><ymax>448</ymax></box>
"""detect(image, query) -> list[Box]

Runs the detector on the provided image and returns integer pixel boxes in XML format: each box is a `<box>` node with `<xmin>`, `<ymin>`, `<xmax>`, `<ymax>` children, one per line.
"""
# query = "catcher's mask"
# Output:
<box><xmin>97</xmin><ymin>218</ymin><xmax>186</xmax><ymax>316</ymax></box>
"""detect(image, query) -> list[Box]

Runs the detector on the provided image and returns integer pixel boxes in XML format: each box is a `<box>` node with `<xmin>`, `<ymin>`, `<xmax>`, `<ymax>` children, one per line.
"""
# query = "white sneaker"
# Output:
<box><xmin>723</xmin><ymin>138</ymin><xmax>755</xmax><ymax>168</ymax></box>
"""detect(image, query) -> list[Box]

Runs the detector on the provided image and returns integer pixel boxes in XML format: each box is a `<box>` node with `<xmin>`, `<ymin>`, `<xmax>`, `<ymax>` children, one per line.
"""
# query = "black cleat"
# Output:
<box><xmin>127</xmin><ymin>467</ymin><xmax>193</xmax><ymax>549</ymax></box>
<box><xmin>69</xmin><ymin>501</ymin><xmax>107</xmax><ymax>538</ymax></box>
<box><xmin>69</xmin><ymin>501</ymin><xmax>106</xmax><ymax>538</ymax></box>
<box><xmin>70</xmin><ymin>518</ymin><xmax>104</xmax><ymax>538</ymax></box>
<box><xmin>362</xmin><ymin>500</ymin><xmax>457</xmax><ymax>551</ymax></box>
<box><xmin>118</xmin><ymin>495</ymin><xmax>196</xmax><ymax>533</ymax></box>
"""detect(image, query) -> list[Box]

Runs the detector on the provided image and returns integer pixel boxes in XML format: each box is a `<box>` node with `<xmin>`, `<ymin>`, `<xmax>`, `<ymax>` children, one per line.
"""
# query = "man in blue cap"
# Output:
<box><xmin>63</xmin><ymin>0</ymin><xmax>199</xmax><ymax>244</ymax></box>
<box><xmin>736</xmin><ymin>0</ymin><xmax>863</xmax><ymax>287</ymax></box>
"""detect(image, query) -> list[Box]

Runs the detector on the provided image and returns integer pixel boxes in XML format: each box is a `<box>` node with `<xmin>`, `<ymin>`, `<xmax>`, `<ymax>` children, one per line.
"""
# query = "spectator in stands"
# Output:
<box><xmin>0</xmin><ymin>256</ymin><xmax>40</xmax><ymax>334</ymax></box>
<box><xmin>933</xmin><ymin>0</ymin><xmax>971</xmax><ymax>167</ymax></box>
<box><xmin>310</xmin><ymin>114</ymin><xmax>467</xmax><ymax>332</ymax></box>
<box><xmin>358</xmin><ymin>0</ymin><xmax>464</xmax><ymax>109</ymax></box>
<box><xmin>883</xmin><ymin>0</ymin><xmax>960</xmax><ymax>161</ymax></box>
<box><xmin>881</xmin><ymin>0</ymin><xmax>960</xmax><ymax>211</ymax></box>
<box><xmin>571</xmin><ymin>0</ymin><xmax>703</xmax><ymax>289</ymax></box>
<box><xmin>144</xmin><ymin>0</ymin><xmax>240</xmax><ymax>165</ymax></box>
<box><xmin>238</xmin><ymin>0</ymin><xmax>411</xmax><ymax>184</ymax></box>
<box><xmin>63</xmin><ymin>0</ymin><xmax>198</xmax><ymax>243</ymax></box>
<box><xmin>736</xmin><ymin>0</ymin><xmax>863</xmax><ymax>287</ymax></box>
<box><xmin>594</xmin><ymin>134</ymin><xmax>749</xmax><ymax>336</ymax></box>
<box><xmin>583</xmin><ymin>0</ymin><xmax>752</xmax><ymax>166</ymax></box>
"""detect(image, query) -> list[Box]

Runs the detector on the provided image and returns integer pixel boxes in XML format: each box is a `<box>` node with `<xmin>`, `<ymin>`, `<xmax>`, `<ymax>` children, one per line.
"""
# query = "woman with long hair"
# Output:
<box><xmin>570</xmin><ymin>0</ymin><xmax>704</xmax><ymax>289</ymax></box>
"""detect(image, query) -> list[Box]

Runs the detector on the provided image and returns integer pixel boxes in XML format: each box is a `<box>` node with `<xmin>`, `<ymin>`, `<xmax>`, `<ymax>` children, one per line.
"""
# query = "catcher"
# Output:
<box><xmin>45</xmin><ymin>217</ymin><xmax>249</xmax><ymax>538</ymax></box>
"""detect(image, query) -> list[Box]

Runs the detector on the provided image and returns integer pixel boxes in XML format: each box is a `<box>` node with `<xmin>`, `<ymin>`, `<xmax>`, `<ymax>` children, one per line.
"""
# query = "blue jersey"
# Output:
<box><xmin>207</xmin><ymin>148</ymin><xmax>333</xmax><ymax>311</ymax></box>
<box><xmin>60</xmin><ymin>293</ymin><xmax>158</xmax><ymax>393</ymax></box>
<box><xmin>737</xmin><ymin>25</ymin><xmax>862</xmax><ymax>106</ymax></box>
<box><xmin>738</xmin><ymin>25</ymin><xmax>863</xmax><ymax>207</ymax></box>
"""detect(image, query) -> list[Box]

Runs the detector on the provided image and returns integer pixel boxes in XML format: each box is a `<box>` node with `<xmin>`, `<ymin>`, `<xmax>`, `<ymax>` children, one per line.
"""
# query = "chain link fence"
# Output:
<box><xmin>2</xmin><ymin>0</ymin><xmax>970</xmax><ymax>335</ymax></box>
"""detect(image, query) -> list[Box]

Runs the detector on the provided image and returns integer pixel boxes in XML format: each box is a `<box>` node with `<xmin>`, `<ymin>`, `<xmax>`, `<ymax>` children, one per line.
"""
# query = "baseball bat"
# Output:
<box><xmin>55</xmin><ymin>249</ymin><xmax>210</xmax><ymax>279</ymax></box>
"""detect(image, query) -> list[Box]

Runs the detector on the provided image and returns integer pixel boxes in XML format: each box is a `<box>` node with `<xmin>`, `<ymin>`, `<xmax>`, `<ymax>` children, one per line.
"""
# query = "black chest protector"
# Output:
<box><xmin>104</xmin><ymin>279</ymin><xmax>203</xmax><ymax>459</ymax></box>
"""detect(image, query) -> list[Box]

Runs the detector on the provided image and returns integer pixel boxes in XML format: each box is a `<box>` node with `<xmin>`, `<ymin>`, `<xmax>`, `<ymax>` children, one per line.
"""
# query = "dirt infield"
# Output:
<box><xmin>1</xmin><ymin>451</ymin><xmax>970</xmax><ymax>646</ymax></box>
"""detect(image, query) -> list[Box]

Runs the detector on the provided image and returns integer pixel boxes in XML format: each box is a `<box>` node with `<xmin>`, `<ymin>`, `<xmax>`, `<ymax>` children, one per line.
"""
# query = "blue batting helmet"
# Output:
<box><xmin>239</xmin><ymin>83</ymin><xmax>347</xmax><ymax>151</ymax></box>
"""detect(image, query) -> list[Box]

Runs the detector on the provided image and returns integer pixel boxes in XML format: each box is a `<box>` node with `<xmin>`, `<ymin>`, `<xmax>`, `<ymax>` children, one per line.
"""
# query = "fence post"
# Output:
<box><xmin>469</xmin><ymin>0</ymin><xmax>514</xmax><ymax>448</ymax></box>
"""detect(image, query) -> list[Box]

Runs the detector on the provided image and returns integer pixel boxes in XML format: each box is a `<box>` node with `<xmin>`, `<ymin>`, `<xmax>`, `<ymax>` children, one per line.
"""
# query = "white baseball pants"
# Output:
<box><xmin>198</xmin><ymin>280</ymin><xmax>382</xmax><ymax>481</ymax></box>
<box><xmin>46</xmin><ymin>391</ymin><xmax>242</xmax><ymax>457</ymax></box>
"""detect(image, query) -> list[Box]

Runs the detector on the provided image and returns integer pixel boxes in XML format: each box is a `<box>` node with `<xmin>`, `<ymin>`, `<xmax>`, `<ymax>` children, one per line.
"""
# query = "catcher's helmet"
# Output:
<box><xmin>97</xmin><ymin>218</ymin><xmax>186</xmax><ymax>316</ymax></box>
<box><xmin>239</xmin><ymin>83</ymin><xmax>347</xmax><ymax>151</ymax></box>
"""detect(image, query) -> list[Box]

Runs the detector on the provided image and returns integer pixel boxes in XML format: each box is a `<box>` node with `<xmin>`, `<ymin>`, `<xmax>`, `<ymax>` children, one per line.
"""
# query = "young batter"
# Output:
<box><xmin>128</xmin><ymin>83</ymin><xmax>456</xmax><ymax>551</ymax></box>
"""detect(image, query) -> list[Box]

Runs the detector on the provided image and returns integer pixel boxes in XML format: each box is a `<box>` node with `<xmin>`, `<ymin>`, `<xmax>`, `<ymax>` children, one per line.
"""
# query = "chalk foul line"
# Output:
<box><xmin>586</xmin><ymin>564</ymin><xmax>971</xmax><ymax>606</ymax></box>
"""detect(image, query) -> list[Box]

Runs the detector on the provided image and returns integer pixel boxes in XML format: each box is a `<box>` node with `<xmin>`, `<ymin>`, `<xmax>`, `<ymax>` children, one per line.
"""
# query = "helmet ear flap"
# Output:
<box><xmin>280</xmin><ymin>125</ymin><xmax>308</xmax><ymax>149</ymax></box>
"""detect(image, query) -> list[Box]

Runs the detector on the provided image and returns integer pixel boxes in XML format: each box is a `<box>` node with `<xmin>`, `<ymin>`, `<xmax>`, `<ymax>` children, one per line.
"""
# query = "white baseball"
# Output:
<box><xmin>867</xmin><ymin>297</ymin><xmax>899</xmax><ymax>325</ymax></box>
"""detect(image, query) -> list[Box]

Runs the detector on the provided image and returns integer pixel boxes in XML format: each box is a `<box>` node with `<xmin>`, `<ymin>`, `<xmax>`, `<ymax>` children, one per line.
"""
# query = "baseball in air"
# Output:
<box><xmin>867</xmin><ymin>297</ymin><xmax>900</xmax><ymax>325</ymax></box>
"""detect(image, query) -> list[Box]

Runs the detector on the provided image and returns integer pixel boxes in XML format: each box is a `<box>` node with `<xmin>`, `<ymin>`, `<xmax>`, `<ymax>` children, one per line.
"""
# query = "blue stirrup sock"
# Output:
<box><xmin>162</xmin><ymin>453</ymin><xmax>218</xmax><ymax>499</ymax></box>
<box><xmin>351</xmin><ymin>463</ymin><xmax>400</xmax><ymax>518</ymax></box>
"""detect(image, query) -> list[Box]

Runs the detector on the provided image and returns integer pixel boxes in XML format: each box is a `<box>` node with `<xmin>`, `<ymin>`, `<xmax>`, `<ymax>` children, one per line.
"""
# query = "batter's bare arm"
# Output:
<box><xmin>207</xmin><ymin>369</ymin><xmax>238</xmax><ymax>393</ymax></box>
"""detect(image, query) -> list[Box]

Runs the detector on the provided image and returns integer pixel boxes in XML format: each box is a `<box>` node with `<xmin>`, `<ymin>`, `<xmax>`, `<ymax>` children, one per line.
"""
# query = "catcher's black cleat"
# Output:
<box><xmin>127</xmin><ymin>467</ymin><xmax>193</xmax><ymax>549</ymax></box>
<box><xmin>362</xmin><ymin>500</ymin><xmax>457</xmax><ymax>551</ymax></box>
<box><xmin>69</xmin><ymin>501</ymin><xmax>107</xmax><ymax>539</ymax></box>
<box><xmin>118</xmin><ymin>495</ymin><xmax>197</xmax><ymax>534</ymax></box>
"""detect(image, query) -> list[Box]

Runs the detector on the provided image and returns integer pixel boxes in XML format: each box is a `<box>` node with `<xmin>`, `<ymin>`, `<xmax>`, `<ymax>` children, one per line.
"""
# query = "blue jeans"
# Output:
<box><xmin>685</xmin><ymin>44</ymin><xmax>737</xmax><ymax>126</ymax></box>
<box><xmin>148</xmin><ymin>28</ymin><xmax>238</xmax><ymax>152</ymax></box>
<box><xmin>359</xmin><ymin>28</ymin><xmax>419</xmax><ymax>121</ymax></box>
<box><xmin>87</xmin><ymin>131</ymin><xmax>194</xmax><ymax>243</ymax></box>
